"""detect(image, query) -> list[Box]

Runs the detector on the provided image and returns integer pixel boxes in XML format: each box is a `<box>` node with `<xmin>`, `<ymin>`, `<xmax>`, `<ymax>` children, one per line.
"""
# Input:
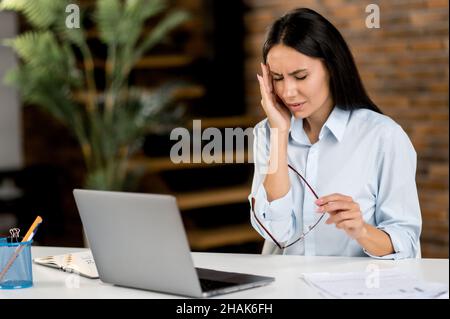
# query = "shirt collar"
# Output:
<box><xmin>322</xmin><ymin>106</ymin><xmax>350</xmax><ymax>142</ymax></box>
<box><xmin>290</xmin><ymin>106</ymin><xmax>350</xmax><ymax>144</ymax></box>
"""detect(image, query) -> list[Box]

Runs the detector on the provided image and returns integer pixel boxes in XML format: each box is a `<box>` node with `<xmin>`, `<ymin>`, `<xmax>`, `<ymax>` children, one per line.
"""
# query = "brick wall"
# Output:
<box><xmin>243</xmin><ymin>0</ymin><xmax>449</xmax><ymax>257</ymax></box>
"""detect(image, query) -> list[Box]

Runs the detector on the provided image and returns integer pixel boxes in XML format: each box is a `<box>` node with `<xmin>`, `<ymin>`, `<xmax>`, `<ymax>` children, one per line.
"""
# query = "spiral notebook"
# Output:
<box><xmin>33</xmin><ymin>250</ymin><xmax>99</xmax><ymax>279</ymax></box>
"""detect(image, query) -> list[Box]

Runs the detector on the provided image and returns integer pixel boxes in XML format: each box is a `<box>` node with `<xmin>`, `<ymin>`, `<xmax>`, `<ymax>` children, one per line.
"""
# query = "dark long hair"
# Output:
<box><xmin>263</xmin><ymin>8</ymin><xmax>382</xmax><ymax>114</ymax></box>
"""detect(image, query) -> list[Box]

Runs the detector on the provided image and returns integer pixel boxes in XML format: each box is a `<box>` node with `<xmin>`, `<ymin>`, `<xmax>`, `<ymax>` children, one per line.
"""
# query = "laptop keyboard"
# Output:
<box><xmin>199</xmin><ymin>278</ymin><xmax>237</xmax><ymax>292</ymax></box>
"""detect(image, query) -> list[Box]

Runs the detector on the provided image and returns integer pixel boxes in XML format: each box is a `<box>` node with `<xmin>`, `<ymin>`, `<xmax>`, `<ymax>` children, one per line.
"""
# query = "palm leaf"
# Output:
<box><xmin>94</xmin><ymin>0</ymin><xmax>123</xmax><ymax>45</ymax></box>
<box><xmin>1</xmin><ymin>0</ymin><xmax>68</xmax><ymax>29</ymax></box>
<box><xmin>131</xmin><ymin>10</ymin><xmax>189</xmax><ymax>65</ymax></box>
<box><xmin>122</xmin><ymin>0</ymin><xmax>166</xmax><ymax>46</ymax></box>
<box><xmin>3</xmin><ymin>31</ymin><xmax>75</xmax><ymax>81</ymax></box>
<box><xmin>5</xmin><ymin>65</ymin><xmax>80</xmax><ymax>128</ymax></box>
<box><xmin>124</xmin><ymin>0</ymin><xmax>166</xmax><ymax>21</ymax></box>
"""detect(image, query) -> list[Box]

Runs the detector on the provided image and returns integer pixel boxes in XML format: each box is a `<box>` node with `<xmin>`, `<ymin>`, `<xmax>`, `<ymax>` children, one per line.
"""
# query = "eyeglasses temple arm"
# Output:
<box><xmin>250</xmin><ymin>165</ymin><xmax>319</xmax><ymax>251</ymax></box>
<box><xmin>287</xmin><ymin>164</ymin><xmax>319</xmax><ymax>199</ymax></box>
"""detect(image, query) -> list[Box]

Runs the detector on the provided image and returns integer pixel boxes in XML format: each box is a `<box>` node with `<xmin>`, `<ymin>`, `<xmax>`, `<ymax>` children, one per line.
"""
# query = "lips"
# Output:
<box><xmin>287</xmin><ymin>102</ymin><xmax>307</xmax><ymax>110</ymax></box>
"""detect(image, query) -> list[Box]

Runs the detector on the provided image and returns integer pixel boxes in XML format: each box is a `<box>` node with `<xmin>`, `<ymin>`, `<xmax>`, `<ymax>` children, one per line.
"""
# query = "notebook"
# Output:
<box><xmin>33</xmin><ymin>250</ymin><xmax>99</xmax><ymax>279</ymax></box>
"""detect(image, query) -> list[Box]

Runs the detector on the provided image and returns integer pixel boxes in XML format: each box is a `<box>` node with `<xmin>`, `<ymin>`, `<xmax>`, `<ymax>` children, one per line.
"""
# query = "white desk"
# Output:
<box><xmin>1</xmin><ymin>246</ymin><xmax>448</xmax><ymax>299</ymax></box>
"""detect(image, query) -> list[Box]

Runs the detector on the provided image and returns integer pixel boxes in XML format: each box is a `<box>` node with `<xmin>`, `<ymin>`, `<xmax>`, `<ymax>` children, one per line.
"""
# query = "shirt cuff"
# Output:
<box><xmin>363</xmin><ymin>226</ymin><xmax>410</xmax><ymax>260</ymax></box>
<box><xmin>252</xmin><ymin>184</ymin><xmax>293</xmax><ymax>221</ymax></box>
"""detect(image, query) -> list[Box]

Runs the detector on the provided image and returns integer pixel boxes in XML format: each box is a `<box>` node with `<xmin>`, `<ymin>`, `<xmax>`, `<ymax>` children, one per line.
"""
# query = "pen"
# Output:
<box><xmin>0</xmin><ymin>216</ymin><xmax>43</xmax><ymax>282</ymax></box>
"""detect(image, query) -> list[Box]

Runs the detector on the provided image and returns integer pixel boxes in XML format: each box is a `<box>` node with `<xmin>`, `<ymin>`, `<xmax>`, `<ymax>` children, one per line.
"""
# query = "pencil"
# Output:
<box><xmin>22</xmin><ymin>216</ymin><xmax>43</xmax><ymax>242</ymax></box>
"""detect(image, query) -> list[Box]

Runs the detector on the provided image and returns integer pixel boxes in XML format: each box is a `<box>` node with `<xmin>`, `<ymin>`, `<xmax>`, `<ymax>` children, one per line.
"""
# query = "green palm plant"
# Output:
<box><xmin>0</xmin><ymin>0</ymin><xmax>189</xmax><ymax>190</ymax></box>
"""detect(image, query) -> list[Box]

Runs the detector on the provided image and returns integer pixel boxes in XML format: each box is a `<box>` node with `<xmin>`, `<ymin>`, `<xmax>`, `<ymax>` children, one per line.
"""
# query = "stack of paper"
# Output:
<box><xmin>301</xmin><ymin>268</ymin><xmax>448</xmax><ymax>299</ymax></box>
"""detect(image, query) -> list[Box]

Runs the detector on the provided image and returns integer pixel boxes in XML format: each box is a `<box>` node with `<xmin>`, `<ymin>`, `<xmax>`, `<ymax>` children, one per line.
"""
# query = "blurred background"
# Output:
<box><xmin>0</xmin><ymin>0</ymin><xmax>448</xmax><ymax>257</ymax></box>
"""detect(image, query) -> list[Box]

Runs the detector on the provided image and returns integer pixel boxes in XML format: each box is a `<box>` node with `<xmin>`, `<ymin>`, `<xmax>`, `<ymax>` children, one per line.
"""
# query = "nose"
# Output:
<box><xmin>281</xmin><ymin>79</ymin><xmax>299</xmax><ymax>100</ymax></box>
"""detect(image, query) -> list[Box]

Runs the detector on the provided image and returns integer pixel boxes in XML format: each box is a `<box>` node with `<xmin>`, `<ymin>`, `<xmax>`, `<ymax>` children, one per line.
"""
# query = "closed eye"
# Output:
<box><xmin>272</xmin><ymin>75</ymin><xmax>307</xmax><ymax>82</ymax></box>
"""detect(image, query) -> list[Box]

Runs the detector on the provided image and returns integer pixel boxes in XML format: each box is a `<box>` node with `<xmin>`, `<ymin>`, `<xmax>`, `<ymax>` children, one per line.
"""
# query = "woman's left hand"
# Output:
<box><xmin>315</xmin><ymin>193</ymin><xmax>367</xmax><ymax>240</ymax></box>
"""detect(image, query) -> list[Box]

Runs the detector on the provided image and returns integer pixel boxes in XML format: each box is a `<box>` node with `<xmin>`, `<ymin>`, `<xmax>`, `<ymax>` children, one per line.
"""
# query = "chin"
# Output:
<box><xmin>292</xmin><ymin>111</ymin><xmax>307</xmax><ymax>119</ymax></box>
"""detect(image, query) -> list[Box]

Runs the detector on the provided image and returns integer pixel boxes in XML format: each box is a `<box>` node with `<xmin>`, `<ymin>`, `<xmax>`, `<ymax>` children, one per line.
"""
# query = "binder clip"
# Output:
<box><xmin>8</xmin><ymin>228</ymin><xmax>20</xmax><ymax>243</ymax></box>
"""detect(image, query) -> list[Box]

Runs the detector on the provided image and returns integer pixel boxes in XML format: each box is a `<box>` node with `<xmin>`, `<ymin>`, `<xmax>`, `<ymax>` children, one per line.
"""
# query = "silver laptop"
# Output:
<box><xmin>73</xmin><ymin>189</ymin><xmax>274</xmax><ymax>298</ymax></box>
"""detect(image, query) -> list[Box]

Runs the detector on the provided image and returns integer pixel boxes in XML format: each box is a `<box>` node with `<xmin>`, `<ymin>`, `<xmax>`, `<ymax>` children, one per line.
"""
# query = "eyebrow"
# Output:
<box><xmin>270</xmin><ymin>69</ymin><xmax>308</xmax><ymax>76</ymax></box>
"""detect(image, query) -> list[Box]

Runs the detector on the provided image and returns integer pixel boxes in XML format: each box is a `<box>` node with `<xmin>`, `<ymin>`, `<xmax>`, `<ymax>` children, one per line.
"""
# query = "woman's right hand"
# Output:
<box><xmin>257</xmin><ymin>62</ymin><xmax>291</xmax><ymax>133</ymax></box>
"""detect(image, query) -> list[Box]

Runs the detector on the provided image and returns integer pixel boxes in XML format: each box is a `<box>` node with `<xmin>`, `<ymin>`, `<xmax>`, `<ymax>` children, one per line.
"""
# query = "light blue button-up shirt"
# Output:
<box><xmin>249</xmin><ymin>106</ymin><xmax>422</xmax><ymax>259</ymax></box>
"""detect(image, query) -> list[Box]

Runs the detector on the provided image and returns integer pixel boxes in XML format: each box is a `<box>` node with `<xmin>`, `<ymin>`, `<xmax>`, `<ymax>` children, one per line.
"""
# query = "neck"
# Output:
<box><xmin>304</xmin><ymin>98</ymin><xmax>334</xmax><ymax>135</ymax></box>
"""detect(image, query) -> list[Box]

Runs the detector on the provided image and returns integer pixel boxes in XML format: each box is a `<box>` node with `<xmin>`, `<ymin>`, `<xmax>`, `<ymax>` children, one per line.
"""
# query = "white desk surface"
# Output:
<box><xmin>1</xmin><ymin>246</ymin><xmax>448</xmax><ymax>299</ymax></box>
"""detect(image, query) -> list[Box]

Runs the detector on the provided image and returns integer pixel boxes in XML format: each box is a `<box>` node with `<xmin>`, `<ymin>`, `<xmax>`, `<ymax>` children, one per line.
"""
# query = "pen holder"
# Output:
<box><xmin>0</xmin><ymin>238</ymin><xmax>33</xmax><ymax>289</ymax></box>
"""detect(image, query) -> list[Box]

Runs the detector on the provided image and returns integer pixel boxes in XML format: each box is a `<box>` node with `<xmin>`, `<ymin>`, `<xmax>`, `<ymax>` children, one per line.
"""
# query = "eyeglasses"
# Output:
<box><xmin>251</xmin><ymin>164</ymin><xmax>325</xmax><ymax>250</ymax></box>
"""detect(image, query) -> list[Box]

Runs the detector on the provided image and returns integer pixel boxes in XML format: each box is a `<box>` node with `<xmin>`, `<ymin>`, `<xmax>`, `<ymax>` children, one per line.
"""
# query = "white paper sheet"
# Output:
<box><xmin>301</xmin><ymin>268</ymin><xmax>448</xmax><ymax>299</ymax></box>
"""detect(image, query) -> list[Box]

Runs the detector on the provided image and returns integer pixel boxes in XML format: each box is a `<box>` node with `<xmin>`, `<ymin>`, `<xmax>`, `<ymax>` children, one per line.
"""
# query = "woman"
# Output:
<box><xmin>249</xmin><ymin>8</ymin><xmax>421</xmax><ymax>259</ymax></box>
